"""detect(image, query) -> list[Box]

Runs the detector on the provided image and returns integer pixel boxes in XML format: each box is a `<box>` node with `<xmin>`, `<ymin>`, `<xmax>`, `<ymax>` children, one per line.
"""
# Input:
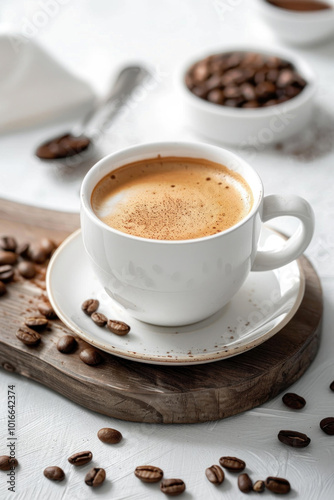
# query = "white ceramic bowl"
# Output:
<box><xmin>177</xmin><ymin>47</ymin><xmax>316</xmax><ymax>147</ymax></box>
<box><xmin>255</xmin><ymin>0</ymin><xmax>334</xmax><ymax>46</ymax></box>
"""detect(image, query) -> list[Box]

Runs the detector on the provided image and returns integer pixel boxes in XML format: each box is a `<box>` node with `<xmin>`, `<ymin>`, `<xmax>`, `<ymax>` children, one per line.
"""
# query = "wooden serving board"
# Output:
<box><xmin>0</xmin><ymin>199</ymin><xmax>323</xmax><ymax>424</ymax></box>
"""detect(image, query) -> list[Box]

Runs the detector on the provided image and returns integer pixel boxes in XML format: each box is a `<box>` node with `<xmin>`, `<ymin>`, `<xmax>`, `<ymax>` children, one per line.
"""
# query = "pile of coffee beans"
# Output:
<box><xmin>185</xmin><ymin>51</ymin><xmax>307</xmax><ymax>108</ymax></box>
<box><xmin>0</xmin><ymin>235</ymin><xmax>57</xmax><ymax>296</ymax></box>
<box><xmin>0</xmin><ymin>234</ymin><xmax>61</xmax><ymax>349</ymax></box>
<box><xmin>81</xmin><ymin>298</ymin><xmax>131</xmax><ymax>336</ymax></box>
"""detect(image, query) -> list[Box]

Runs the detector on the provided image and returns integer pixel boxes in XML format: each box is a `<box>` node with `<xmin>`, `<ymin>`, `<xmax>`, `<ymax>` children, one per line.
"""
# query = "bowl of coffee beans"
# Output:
<box><xmin>255</xmin><ymin>0</ymin><xmax>334</xmax><ymax>46</ymax></box>
<box><xmin>178</xmin><ymin>47</ymin><xmax>316</xmax><ymax>146</ymax></box>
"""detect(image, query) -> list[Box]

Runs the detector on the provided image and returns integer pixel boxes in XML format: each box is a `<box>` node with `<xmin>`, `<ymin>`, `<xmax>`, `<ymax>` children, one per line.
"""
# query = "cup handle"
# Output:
<box><xmin>252</xmin><ymin>194</ymin><xmax>314</xmax><ymax>272</ymax></box>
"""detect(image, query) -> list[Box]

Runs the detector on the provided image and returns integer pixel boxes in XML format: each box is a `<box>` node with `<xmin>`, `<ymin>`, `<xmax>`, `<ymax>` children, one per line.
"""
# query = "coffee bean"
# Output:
<box><xmin>265</xmin><ymin>476</ymin><xmax>290</xmax><ymax>494</ymax></box>
<box><xmin>82</xmin><ymin>299</ymin><xmax>99</xmax><ymax>315</ymax></box>
<box><xmin>57</xmin><ymin>335</ymin><xmax>78</xmax><ymax>354</ymax></box>
<box><xmin>24</xmin><ymin>317</ymin><xmax>48</xmax><ymax>331</ymax></box>
<box><xmin>278</xmin><ymin>430</ymin><xmax>311</xmax><ymax>448</ymax></box>
<box><xmin>320</xmin><ymin>417</ymin><xmax>334</xmax><ymax>435</ymax></box>
<box><xmin>160</xmin><ymin>478</ymin><xmax>186</xmax><ymax>496</ymax></box>
<box><xmin>0</xmin><ymin>251</ymin><xmax>17</xmax><ymax>266</ymax></box>
<box><xmin>207</xmin><ymin>89</ymin><xmax>224</xmax><ymax>104</ymax></box>
<box><xmin>85</xmin><ymin>467</ymin><xmax>106</xmax><ymax>487</ymax></box>
<box><xmin>97</xmin><ymin>427</ymin><xmax>122</xmax><ymax>444</ymax></box>
<box><xmin>16</xmin><ymin>242</ymin><xmax>30</xmax><ymax>257</ymax></box>
<box><xmin>43</xmin><ymin>466</ymin><xmax>65</xmax><ymax>481</ymax></box>
<box><xmin>39</xmin><ymin>238</ymin><xmax>56</xmax><ymax>257</ymax></box>
<box><xmin>68</xmin><ymin>451</ymin><xmax>93</xmax><ymax>466</ymax></box>
<box><xmin>205</xmin><ymin>464</ymin><xmax>224</xmax><ymax>484</ymax></box>
<box><xmin>0</xmin><ymin>265</ymin><xmax>14</xmax><ymax>283</ymax></box>
<box><xmin>238</xmin><ymin>473</ymin><xmax>253</xmax><ymax>493</ymax></box>
<box><xmin>0</xmin><ymin>236</ymin><xmax>17</xmax><ymax>252</ymax></box>
<box><xmin>18</xmin><ymin>261</ymin><xmax>36</xmax><ymax>279</ymax></box>
<box><xmin>253</xmin><ymin>480</ymin><xmax>265</xmax><ymax>492</ymax></box>
<box><xmin>134</xmin><ymin>465</ymin><xmax>164</xmax><ymax>483</ymax></box>
<box><xmin>37</xmin><ymin>301</ymin><xmax>57</xmax><ymax>319</ymax></box>
<box><xmin>16</xmin><ymin>326</ymin><xmax>41</xmax><ymax>346</ymax></box>
<box><xmin>80</xmin><ymin>347</ymin><xmax>102</xmax><ymax>366</ymax></box>
<box><xmin>91</xmin><ymin>312</ymin><xmax>107</xmax><ymax>327</ymax></box>
<box><xmin>28</xmin><ymin>244</ymin><xmax>48</xmax><ymax>264</ymax></box>
<box><xmin>282</xmin><ymin>392</ymin><xmax>306</xmax><ymax>410</ymax></box>
<box><xmin>107</xmin><ymin>319</ymin><xmax>130</xmax><ymax>336</ymax></box>
<box><xmin>219</xmin><ymin>456</ymin><xmax>245</xmax><ymax>471</ymax></box>
<box><xmin>0</xmin><ymin>281</ymin><xmax>6</xmax><ymax>296</ymax></box>
<box><xmin>330</xmin><ymin>381</ymin><xmax>334</xmax><ymax>392</ymax></box>
<box><xmin>0</xmin><ymin>455</ymin><xmax>18</xmax><ymax>470</ymax></box>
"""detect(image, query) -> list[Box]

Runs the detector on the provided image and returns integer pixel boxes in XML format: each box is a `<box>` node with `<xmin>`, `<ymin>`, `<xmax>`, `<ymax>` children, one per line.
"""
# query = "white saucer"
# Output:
<box><xmin>46</xmin><ymin>228</ymin><xmax>305</xmax><ymax>366</ymax></box>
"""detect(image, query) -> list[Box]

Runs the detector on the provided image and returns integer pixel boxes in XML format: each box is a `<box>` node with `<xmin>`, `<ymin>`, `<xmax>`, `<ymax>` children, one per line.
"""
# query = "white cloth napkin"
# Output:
<box><xmin>0</xmin><ymin>33</ymin><xmax>95</xmax><ymax>133</ymax></box>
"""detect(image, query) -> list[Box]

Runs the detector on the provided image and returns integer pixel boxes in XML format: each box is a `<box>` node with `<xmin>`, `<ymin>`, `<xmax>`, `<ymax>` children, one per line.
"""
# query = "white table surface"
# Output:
<box><xmin>0</xmin><ymin>1</ymin><xmax>334</xmax><ymax>499</ymax></box>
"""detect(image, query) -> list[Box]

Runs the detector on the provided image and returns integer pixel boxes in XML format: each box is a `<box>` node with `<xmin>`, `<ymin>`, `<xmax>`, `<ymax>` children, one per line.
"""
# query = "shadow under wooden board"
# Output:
<box><xmin>0</xmin><ymin>199</ymin><xmax>323</xmax><ymax>424</ymax></box>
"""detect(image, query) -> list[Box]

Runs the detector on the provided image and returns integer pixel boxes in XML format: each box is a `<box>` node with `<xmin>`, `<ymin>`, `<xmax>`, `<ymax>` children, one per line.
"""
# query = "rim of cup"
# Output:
<box><xmin>80</xmin><ymin>141</ymin><xmax>264</xmax><ymax>245</ymax></box>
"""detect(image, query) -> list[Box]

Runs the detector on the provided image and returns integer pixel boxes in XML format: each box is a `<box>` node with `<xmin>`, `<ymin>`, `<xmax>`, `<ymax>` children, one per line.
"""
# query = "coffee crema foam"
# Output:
<box><xmin>91</xmin><ymin>157</ymin><xmax>253</xmax><ymax>240</ymax></box>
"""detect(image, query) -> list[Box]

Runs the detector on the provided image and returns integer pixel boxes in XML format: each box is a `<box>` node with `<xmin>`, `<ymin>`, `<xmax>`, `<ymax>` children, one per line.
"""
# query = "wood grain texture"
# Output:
<box><xmin>0</xmin><ymin>200</ymin><xmax>323</xmax><ymax>424</ymax></box>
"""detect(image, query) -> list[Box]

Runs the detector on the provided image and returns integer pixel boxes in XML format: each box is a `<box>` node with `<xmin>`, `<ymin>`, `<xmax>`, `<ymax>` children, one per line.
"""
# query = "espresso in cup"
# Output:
<box><xmin>82</xmin><ymin>142</ymin><xmax>314</xmax><ymax>326</ymax></box>
<box><xmin>91</xmin><ymin>156</ymin><xmax>253</xmax><ymax>240</ymax></box>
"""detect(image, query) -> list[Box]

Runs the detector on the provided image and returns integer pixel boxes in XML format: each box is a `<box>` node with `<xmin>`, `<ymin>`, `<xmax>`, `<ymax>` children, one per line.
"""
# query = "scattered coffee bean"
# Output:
<box><xmin>238</xmin><ymin>473</ymin><xmax>253</xmax><ymax>493</ymax></box>
<box><xmin>265</xmin><ymin>476</ymin><xmax>290</xmax><ymax>494</ymax></box>
<box><xmin>85</xmin><ymin>467</ymin><xmax>106</xmax><ymax>487</ymax></box>
<box><xmin>37</xmin><ymin>301</ymin><xmax>57</xmax><ymax>319</ymax></box>
<box><xmin>134</xmin><ymin>465</ymin><xmax>164</xmax><ymax>483</ymax></box>
<box><xmin>219</xmin><ymin>456</ymin><xmax>246</xmax><ymax>471</ymax></box>
<box><xmin>24</xmin><ymin>317</ymin><xmax>48</xmax><ymax>331</ymax></box>
<box><xmin>57</xmin><ymin>335</ymin><xmax>78</xmax><ymax>354</ymax></box>
<box><xmin>82</xmin><ymin>299</ymin><xmax>99</xmax><ymax>315</ymax></box>
<box><xmin>205</xmin><ymin>464</ymin><xmax>224</xmax><ymax>484</ymax></box>
<box><xmin>28</xmin><ymin>244</ymin><xmax>48</xmax><ymax>264</ymax></box>
<box><xmin>282</xmin><ymin>392</ymin><xmax>306</xmax><ymax>410</ymax></box>
<box><xmin>80</xmin><ymin>347</ymin><xmax>103</xmax><ymax>366</ymax></box>
<box><xmin>320</xmin><ymin>417</ymin><xmax>334</xmax><ymax>435</ymax></box>
<box><xmin>16</xmin><ymin>242</ymin><xmax>30</xmax><ymax>257</ymax></box>
<box><xmin>278</xmin><ymin>430</ymin><xmax>311</xmax><ymax>448</ymax></box>
<box><xmin>0</xmin><ymin>265</ymin><xmax>14</xmax><ymax>283</ymax></box>
<box><xmin>0</xmin><ymin>281</ymin><xmax>6</xmax><ymax>296</ymax></box>
<box><xmin>39</xmin><ymin>238</ymin><xmax>56</xmax><ymax>257</ymax></box>
<box><xmin>16</xmin><ymin>326</ymin><xmax>41</xmax><ymax>346</ymax></box>
<box><xmin>91</xmin><ymin>312</ymin><xmax>108</xmax><ymax>327</ymax></box>
<box><xmin>18</xmin><ymin>261</ymin><xmax>36</xmax><ymax>279</ymax></box>
<box><xmin>97</xmin><ymin>427</ymin><xmax>122</xmax><ymax>444</ymax></box>
<box><xmin>0</xmin><ymin>455</ymin><xmax>18</xmax><ymax>470</ymax></box>
<box><xmin>330</xmin><ymin>381</ymin><xmax>334</xmax><ymax>392</ymax></box>
<box><xmin>253</xmin><ymin>480</ymin><xmax>265</xmax><ymax>492</ymax></box>
<box><xmin>43</xmin><ymin>466</ymin><xmax>65</xmax><ymax>481</ymax></box>
<box><xmin>0</xmin><ymin>236</ymin><xmax>17</xmax><ymax>252</ymax></box>
<box><xmin>68</xmin><ymin>451</ymin><xmax>93</xmax><ymax>466</ymax></box>
<box><xmin>0</xmin><ymin>251</ymin><xmax>17</xmax><ymax>266</ymax></box>
<box><xmin>185</xmin><ymin>51</ymin><xmax>307</xmax><ymax>109</ymax></box>
<box><xmin>107</xmin><ymin>319</ymin><xmax>130</xmax><ymax>336</ymax></box>
<box><xmin>160</xmin><ymin>478</ymin><xmax>186</xmax><ymax>496</ymax></box>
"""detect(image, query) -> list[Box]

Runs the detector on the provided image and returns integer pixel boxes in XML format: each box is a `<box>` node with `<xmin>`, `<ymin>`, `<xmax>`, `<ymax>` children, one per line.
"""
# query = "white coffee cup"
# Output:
<box><xmin>80</xmin><ymin>141</ymin><xmax>314</xmax><ymax>326</ymax></box>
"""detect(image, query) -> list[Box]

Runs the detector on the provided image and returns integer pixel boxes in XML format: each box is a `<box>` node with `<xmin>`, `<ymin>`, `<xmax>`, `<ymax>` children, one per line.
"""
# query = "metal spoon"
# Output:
<box><xmin>35</xmin><ymin>65</ymin><xmax>151</xmax><ymax>165</ymax></box>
